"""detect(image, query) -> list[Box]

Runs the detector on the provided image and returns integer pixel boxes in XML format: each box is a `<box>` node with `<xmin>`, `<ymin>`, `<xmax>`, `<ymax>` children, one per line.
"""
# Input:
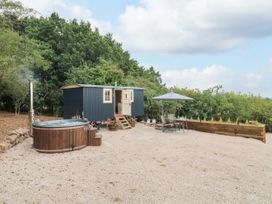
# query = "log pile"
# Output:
<box><xmin>0</xmin><ymin>128</ymin><xmax>29</xmax><ymax>153</ymax></box>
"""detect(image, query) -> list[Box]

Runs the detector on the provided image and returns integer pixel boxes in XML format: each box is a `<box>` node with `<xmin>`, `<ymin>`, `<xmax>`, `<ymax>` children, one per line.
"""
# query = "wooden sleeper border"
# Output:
<box><xmin>186</xmin><ymin>120</ymin><xmax>266</xmax><ymax>143</ymax></box>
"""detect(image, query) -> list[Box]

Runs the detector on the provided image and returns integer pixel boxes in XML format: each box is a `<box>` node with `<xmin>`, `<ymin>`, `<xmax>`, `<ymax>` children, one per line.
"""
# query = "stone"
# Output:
<box><xmin>1</xmin><ymin>128</ymin><xmax>30</xmax><ymax>153</ymax></box>
<box><xmin>0</xmin><ymin>142</ymin><xmax>9</xmax><ymax>153</ymax></box>
<box><xmin>6</xmin><ymin>135</ymin><xmax>17</xmax><ymax>145</ymax></box>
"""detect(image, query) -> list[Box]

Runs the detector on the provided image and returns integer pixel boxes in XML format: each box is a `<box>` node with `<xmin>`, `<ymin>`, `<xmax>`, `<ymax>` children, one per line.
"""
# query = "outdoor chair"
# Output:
<box><xmin>160</xmin><ymin>115</ymin><xmax>176</xmax><ymax>132</ymax></box>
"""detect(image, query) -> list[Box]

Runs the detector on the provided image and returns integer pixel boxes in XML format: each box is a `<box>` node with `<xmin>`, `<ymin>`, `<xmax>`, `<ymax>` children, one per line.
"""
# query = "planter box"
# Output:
<box><xmin>108</xmin><ymin>124</ymin><xmax>118</xmax><ymax>131</ymax></box>
<box><xmin>186</xmin><ymin>120</ymin><xmax>266</xmax><ymax>143</ymax></box>
<box><xmin>129</xmin><ymin>121</ymin><xmax>136</xmax><ymax>127</ymax></box>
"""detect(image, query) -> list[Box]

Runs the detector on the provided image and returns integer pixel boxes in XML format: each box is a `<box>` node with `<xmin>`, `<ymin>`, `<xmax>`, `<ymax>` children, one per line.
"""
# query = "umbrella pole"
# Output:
<box><xmin>176</xmin><ymin>101</ymin><xmax>177</xmax><ymax>118</ymax></box>
<box><xmin>161</xmin><ymin>101</ymin><xmax>164</xmax><ymax>116</ymax></box>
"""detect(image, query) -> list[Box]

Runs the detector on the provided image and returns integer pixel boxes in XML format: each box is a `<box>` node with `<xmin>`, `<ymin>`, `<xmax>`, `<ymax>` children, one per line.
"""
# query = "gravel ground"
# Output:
<box><xmin>0</xmin><ymin>124</ymin><xmax>272</xmax><ymax>204</ymax></box>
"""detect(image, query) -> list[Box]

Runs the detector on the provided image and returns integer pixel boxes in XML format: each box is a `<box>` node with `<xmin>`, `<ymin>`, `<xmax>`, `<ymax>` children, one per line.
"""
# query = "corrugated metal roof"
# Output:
<box><xmin>61</xmin><ymin>84</ymin><xmax>144</xmax><ymax>90</ymax></box>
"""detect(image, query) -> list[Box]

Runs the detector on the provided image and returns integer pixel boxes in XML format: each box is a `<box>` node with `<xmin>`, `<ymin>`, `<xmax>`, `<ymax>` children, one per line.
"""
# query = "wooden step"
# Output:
<box><xmin>115</xmin><ymin>114</ymin><xmax>132</xmax><ymax>129</ymax></box>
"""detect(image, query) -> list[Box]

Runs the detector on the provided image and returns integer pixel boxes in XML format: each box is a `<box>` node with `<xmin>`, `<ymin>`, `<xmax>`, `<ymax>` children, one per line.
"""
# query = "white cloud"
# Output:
<box><xmin>245</xmin><ymin>74</ymin><xmax>262</xmax><ymax>88</ymax></box>
<box><xmin>161</xmin><ymin>64</ymin><xmax>230</xmax><ymax>90</ymax></box>
<box><xmin>118</xmin><ymin>0</ymin><xmax>272</xmax><ymax>53</ymax></box>
<box><xmin>161</xmin><ymin>64</ymin><xmax>272</xmax><ymax>97</ymax></box>
<box><xmin>20</xmin><ymin>0</ymin><xmax>111</xmax><ymax>34</ymax></box>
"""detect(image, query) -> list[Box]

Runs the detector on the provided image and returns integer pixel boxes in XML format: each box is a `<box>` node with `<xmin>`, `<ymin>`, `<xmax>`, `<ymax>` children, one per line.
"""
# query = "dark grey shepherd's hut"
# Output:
<box><xmin>61</xmin><ymin>84</ymin><xmax>144</xmax><ymax>122</ymax></box>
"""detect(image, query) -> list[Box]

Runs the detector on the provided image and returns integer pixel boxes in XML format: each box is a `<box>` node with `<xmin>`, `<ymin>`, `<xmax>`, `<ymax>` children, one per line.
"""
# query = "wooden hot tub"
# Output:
<box><xmin>33</xmin><ymin>119</ymin><xmax>89</xmax><ymax>153</ymax></box>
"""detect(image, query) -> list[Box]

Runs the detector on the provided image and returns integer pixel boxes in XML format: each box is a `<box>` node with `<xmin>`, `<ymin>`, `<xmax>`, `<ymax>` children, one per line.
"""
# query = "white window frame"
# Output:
<box><xmin>103</xmin><ymin>88</ymin><xmax>112</xmax><ymax>103</ymax></box>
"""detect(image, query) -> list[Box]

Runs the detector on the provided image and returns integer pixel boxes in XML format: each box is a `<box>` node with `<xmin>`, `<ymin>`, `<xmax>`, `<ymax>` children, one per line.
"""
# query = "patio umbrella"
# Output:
<box><xmin>153</xmin><ymin>92</ymin><xmax>193</xmax><ymax>101</ymax></box>
<box><xmin>153</xmin><ymin>92</ymin><xmax>193</xmax><ymax>115</ymax></box>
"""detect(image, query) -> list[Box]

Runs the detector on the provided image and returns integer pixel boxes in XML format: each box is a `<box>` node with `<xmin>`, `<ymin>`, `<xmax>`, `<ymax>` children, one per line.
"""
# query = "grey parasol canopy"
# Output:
<box><xmin>153</xmin><ymin>92</ymin><xmax>193</xmax><ymax>116</ymax></box>
<box><xmin>153</xmin><ymin>92</ymin><xmax>193</xmax><ymax>101</ymax></box>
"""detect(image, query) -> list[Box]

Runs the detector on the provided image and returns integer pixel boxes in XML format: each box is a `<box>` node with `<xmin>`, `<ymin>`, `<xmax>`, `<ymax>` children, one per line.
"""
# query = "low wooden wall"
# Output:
<box><xmin>186</xmin><ymin>120</ymin><xmax>266</xmax><ymax>143</ymax></box>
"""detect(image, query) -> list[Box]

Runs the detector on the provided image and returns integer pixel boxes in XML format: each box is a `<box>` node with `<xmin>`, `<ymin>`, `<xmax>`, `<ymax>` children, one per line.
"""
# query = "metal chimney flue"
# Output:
<box><xmin>29</xmin><ymin>80</ymin><xmax>34</xmax><ymax>136</ymax></box>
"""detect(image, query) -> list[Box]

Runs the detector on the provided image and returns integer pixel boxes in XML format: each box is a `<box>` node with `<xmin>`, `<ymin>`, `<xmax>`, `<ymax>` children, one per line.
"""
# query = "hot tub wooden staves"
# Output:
<box><xmin>33</xmin><ymin>123</ymin><xmax>88</xmax><ymax>153</ymax></box>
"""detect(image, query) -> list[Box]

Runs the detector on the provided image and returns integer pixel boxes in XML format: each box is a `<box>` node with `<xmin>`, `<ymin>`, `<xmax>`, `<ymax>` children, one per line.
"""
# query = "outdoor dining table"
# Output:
<box><xmin>174</xmin><ymin>118</ymin><xmax>189</xmax><ymax>132</ymax></box>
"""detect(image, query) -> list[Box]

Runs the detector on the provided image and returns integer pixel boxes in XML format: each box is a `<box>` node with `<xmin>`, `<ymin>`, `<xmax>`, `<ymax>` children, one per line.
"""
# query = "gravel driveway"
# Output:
<box><xmin>1</xmin><ymin>124</ymin><xmax>272</xmax><ymax>204</ymax></box>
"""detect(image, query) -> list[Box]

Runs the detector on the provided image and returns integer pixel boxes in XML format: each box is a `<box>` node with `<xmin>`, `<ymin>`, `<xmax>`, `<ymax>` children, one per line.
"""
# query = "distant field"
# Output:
<box><xmin>0</xmin><ymin>112</ymin><xmax>60</xmax><ymax>143</ymax></box>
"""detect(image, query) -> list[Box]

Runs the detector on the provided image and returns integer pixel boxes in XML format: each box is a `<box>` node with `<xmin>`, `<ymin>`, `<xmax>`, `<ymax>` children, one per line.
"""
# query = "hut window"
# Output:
<box><xmin>103</xmin><ymin>89</ymin><xmax>112</xmax><ymax>103</ymax></box>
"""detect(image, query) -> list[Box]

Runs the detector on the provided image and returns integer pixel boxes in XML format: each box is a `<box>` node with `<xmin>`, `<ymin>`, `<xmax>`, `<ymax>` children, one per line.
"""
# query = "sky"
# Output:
<box><xmin>20</xmin><ymin>0</ymin><xmax>272</xmax><ymax>97</ymax></box>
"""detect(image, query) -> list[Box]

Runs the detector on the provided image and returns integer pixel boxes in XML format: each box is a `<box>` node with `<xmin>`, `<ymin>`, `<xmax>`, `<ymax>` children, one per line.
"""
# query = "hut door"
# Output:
<box><xmin>121</xmin><ymin>90</ymin><xmax>132</xmax><ymax>116</ymax></box>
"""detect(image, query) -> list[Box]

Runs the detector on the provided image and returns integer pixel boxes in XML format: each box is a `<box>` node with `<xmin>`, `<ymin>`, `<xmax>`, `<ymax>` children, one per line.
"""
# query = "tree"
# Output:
<box><xmin>66</xmin><ymin>59</ymin><xmax>124</xmax><ymax>85</ymax></box>
<box><xmin>0</xmin><ymin>28</ymin><xmax>47</xmax><ymax>112</ymax></box>
<box><xmin>24</xmin><ymin>13</ymin><xmax>156</xmax><ymax>114</ymax></box>
<box><xmin>0</xmin><ymin>29</ymin><xmax>20</xmax><ymax>82</ymax></box>
<box><xmin>0</xmin><ymin>0</ymin><xmax>34</xmax><ymax>33</ymax></box>
<box><xmin>6</xmin><ymin>77</ymin><xmax>28</xmax><ymax>114</ymax></box>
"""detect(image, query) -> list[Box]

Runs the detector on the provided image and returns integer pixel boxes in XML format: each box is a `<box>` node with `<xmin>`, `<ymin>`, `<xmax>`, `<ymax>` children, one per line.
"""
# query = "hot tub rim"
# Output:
<box><xmin>32</xmin><ymin>119</ymin><xmax>90</xmax><ymax>128</ymax></box>
<box><xmin>32</xmin><ymin>125</ymin><xmax>89</xmax><ymax>131</ymax></box>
